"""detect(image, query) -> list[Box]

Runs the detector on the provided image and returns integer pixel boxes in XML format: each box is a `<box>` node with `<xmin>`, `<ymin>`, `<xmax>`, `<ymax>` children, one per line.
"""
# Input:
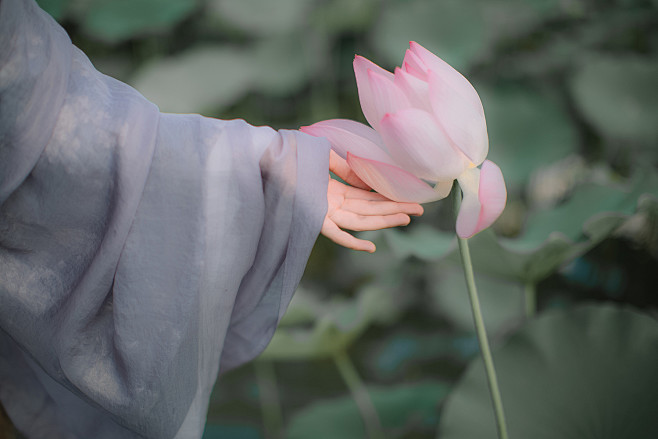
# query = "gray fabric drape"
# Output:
<box><xmin>0</xmin><ymin>0</ymin><xmax>330</xmax><ymax>437</ymax></box>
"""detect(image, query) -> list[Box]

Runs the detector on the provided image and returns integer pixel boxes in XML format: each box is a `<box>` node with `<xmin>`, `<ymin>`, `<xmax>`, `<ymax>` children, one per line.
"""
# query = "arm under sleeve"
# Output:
<box><xmin>0</xmin><ymin>1</ymin><xmax>330</xmax><ymax>438</ymax></box>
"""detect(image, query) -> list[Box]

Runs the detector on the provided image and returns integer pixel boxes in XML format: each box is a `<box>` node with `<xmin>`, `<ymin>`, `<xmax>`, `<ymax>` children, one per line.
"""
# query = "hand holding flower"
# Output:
<box><xmin>321</xmin><ymin>150</ymin><xmax>424</xmax><ymax>253</ymax></box>
<box><xmin>303</xmin><ymin>41</ymin><xmax>506</xmax><ymax>238</ymax></box>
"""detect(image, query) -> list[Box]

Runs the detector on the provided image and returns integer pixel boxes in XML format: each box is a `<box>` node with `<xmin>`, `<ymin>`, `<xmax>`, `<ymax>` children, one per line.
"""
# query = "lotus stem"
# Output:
<box><xmin>333</xmin><ymin>350</ymin><xmax>384</xmax><ymax>439</ymax></box>
<box><xmin>255</xmin><ymin>360</ymin><xmax>284</xmax><ymax>439</ymax></box>
<box><xmin>524</xmin><ymin>282</ymin><xmax>536</xmax><ymax>319</ymax></box>
<box><xmin>453</xmin><ymin>186</ymin><xmax>509</xmax><ymax>439</ymax></box>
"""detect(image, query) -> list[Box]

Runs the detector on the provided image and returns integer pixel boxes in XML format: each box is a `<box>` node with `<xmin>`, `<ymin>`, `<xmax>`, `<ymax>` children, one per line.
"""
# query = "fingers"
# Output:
<box><xmin>321</xmin><ymin>218</ymin><xmax>376</xmax><ymax>253</ymax></box>
<box><xmin>339</xmin><ymin>184</ymin><xmax>423</xmax><ymax>216</ymax></box>
<box><xmin>340</xmin><ymin>184</ymin><xmax>390</xmax><ymax>201</ymax></box>
<box><xmin>322</xmin><ymin>173</ymin><xmax>424</xmax><ymax>253</ymax></box>
<box><xmin>336</xmin><ymin>182</ymin><xmax>424</xmax><ymax>215</ymax></box>
<box><xmin>330</xmin><ymin>210</ymin><xmax>411</xmax><ymax>231</ymax></box>
<box><xmin>331</xmin><ymin>179</ymin><xmax>424</xmax><ymax>215</ymax></box>
<box><xmin>342</xmin><ymin>197</ymin><xmax>424</xmax><ymax>216</ymax></box>
<box><xmin>329</xmin><ymin>151</ymin><xmax>371</xmax><ymax>190</ymax></box>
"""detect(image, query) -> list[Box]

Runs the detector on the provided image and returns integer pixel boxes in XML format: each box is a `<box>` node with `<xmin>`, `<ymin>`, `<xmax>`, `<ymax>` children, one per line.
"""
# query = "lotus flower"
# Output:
<box><xmin>301</xmin><ymin>42</ymin><xmax>506</xmax><ymax>238</ymax></box>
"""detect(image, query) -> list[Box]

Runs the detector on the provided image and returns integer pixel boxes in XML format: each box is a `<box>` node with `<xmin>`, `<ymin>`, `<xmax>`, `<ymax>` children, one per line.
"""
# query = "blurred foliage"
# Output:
<box><xmin>35</xmin><ymin>0</ymin><xmax>658</xmax><ymax>437</ymax></box>
<box><xmin>259</xmin><ymin>283</ymin><xmax>403</xmax><ymax>360</ymax></box>
<box><xmin>286</xmin><ymin>382</ymin><xmax>449</xmax><ymax>439</ymax></box>
<box><xmin>439</xmin><ymin>305</ymin><xmax>658</xmax><ymax>438</ymax></box>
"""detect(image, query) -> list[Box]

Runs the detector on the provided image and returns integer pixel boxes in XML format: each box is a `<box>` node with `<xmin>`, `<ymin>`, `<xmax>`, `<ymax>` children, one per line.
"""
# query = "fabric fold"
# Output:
<box><xmin>0</xmin><ymin>0</ymin><xmax>72</xmax><ymax>203</ymax></box>
<box><xmin>0</xmin><ymin>1</ymin><xmax>330</xmax><ymax>437</ymax></box>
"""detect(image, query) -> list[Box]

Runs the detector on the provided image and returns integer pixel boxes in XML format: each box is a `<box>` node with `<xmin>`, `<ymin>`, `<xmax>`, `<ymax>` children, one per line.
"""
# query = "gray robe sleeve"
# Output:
<box><xmin>0</xmin><ymin>0</ymin><xmax>330</xmax><ymax>438</ymax></box>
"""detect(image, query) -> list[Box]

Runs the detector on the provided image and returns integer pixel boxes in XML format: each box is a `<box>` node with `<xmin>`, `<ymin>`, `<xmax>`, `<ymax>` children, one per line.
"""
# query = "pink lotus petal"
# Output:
<box><xmin>347</xmin><ymin>152</ymin><xmax>451</xmax><ymax>203</ymax></box>
<box><xmin>300</xmin><ymin>119</ymin><xmax>394</xmax><ymax>165</ymax></box>
<box><xmin>477</xmin><ymin>160</ymin><xmax>507</xmax><ymax>233</ymax></box>
<box><xmin>354</xmin><ymin>55</ymin><xmax>395</xmax><ymax>82</ymax></box>
<box><xmin>354</xmin><ymin>56</ymin><xmax>395</xmax><ymax>131</ymax></box>
<box><xmin>364</xmin><ymin>70</ymin><xmax>412</xmax><ymax>131</ymax></box>
<box><xmin>393</xmin><ymin>67</ymin><xmax>431</xmax><ymax>112</ymax></box>
<box><xmin>402</xmin><ymin>50</ymin><xmax>429</xmax><ymax>80</ymax></box>
<box><xmin>455</xmin><ymin>161</ymin><xmax>506</xmax><ymax>238</ymax></box>
<box><xmin>456</xmin><ymin>167</ymin><xmax>482</xmax><ymax>238</ymax></box>
<box><xmin>409</xmin><ymin>41</ymin><xmax>483</xmax><ymax>113</ymax></box>
<box><xmin>302</xmin><ymin>119</ymin><xmax>384</xmax><ymax>150</ymax></box>
<box><xmin>379</xmin><ymin>108</ymin><xmax>467</xmax><ymax>181</ymax></box>
<box><xmin>428</xmin><ymin>70</ymin><xmax>488</xmax><ymax>166</ymax></box>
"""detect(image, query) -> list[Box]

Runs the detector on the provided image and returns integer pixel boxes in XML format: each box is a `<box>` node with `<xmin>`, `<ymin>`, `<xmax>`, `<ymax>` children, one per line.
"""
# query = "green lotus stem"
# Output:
<box><xmin>453</xmin><ymin>187</ymin><xmax>509</xmax><ymax>439</ymax></box>
<box><xmin>333</xmin><ymin>350</ymin><xmax>384</xmax><ymax>439</ymax></box>
<box><xmin>524</xmin><ymin>282</ymin><xmax>536</xmax><ymax>319</ymax></box>
<box><xmin>255</xmin><ymin>360</ymin><xmax>284</xmax><ymax>439</ymax></box>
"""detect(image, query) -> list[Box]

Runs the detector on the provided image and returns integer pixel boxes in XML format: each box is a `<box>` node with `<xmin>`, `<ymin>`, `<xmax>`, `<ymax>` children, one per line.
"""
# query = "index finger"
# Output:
<box><xmin>329</xmin><ymin>150</ymin><xmax>371</xmax><ymax>190</ymax></box>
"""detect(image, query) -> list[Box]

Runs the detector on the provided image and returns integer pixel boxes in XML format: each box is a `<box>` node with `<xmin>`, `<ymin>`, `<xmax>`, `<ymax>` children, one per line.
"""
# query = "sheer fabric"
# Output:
<box><xmin>0</xmin><ymin>0</ymin><xmax>330</xmax><ymax>437</ymax></box>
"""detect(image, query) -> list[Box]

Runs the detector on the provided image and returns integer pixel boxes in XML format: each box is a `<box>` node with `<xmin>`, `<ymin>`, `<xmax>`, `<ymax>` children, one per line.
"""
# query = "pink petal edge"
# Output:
<box><xmin>346</xmin><ymin>152</ymin><xmax>450</xmax><ymax>203</ymax></box>
<box><xmin>365</xmin><ymin>69</ymin><xmax>412</xmax><ymax>130</ymax></box>
<box><xmin>353</xmin><ymin>55</ymin><xmax>395</xmax><ymax>81</ymax></box>
<box><xmin>393</xmin><ymin>67</ymin><xmax>431</xmax><ymax>112</ymax></box>
<box><xmin>427</xmin><ymin>70</ymin><xmax>488</xmax><ymax>166</ymax></box>
<box><xmin>455</xmin><ymin>161</ymin><xmax>506</xmax><ymax>238</ymax></box>
<box><xmin>353</xmin><ymin>56</ymin><xmax>395</xmax><ymax>131</ymax></box>
<box><xmin>379</xmin><ymin>108</ymin><xmax>467</xmax><ymax>181</ymax></box>
<box><xmin>401</xmin><ymin>49</ymin><xmax>428</xmax><ymax>80</ymax></box>
<box><xmin>408</xmin><ymin>41</ymin><xmax>483</xmax><ymax>113</ymax></box>
<box><xmin>455</xmin><ymin>167</ymin><xmax>482</xmax><ymax>239</ymax></box>
<box><xmin>300</xmin><ymin>119</ymin><xmax>394</xmax><ymax>165</ymax></box>
<box><xmin>477</xmin><ymin>160</ymin><xmax>507</xmax><ymax>233</ymax></box>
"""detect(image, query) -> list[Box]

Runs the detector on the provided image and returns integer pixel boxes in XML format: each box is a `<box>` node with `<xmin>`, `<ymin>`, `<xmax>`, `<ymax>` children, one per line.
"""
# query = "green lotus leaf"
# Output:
<box><xmin>369</xmin><ymin>332</ymin><xmax>479</xmax><ymax>380</ymax></box>
<box><xmin>82</xmin><ymin>0</ymin><xmax>198</xmax><ymax>43</ymax></box>
<box><xmin>439</xmin><ymin>304</ymin><xmax>658</xmax><ymax>439</ymax></box>
<box><xmin>260</xmin><ymin>284</ymin><xmax>401</xmax><ymax>360</ymax></box>
<box><xmin>370</xmin><ymin>0</ymin><xmax>486</xmax><ymax>71</ymax></box>
<box><xmin>429</xmin><ymin>265</ymin><xmax>524</xmax><ymax>335</ymax></box>
<box><xmin>36</xmin><ymin>0</ymin><xmax>70</xmax><ymax>20</ymax></box>
<box><xmin>571</xmin><ymin>55</ymin><xmax>658</xmax><ymax>146</ymax></box>
<box><xmin>339</xmin><ymin>230</ymin><xmax>399</xmax><ymax>282</ymax></box>
<box><xmin>486</xmin><ymin>171</ymin><xmax>658</xmax><ymax>282</ymax></box>
<box><xmin>388</xmin><ymin>170</ymin><xmax>657</xmax><ymax>283</ymax></box>
<box><xmin>209</xmin><ymin>0</ymin><xmax>314</xmax><ymax>35</ymax></box>
<box><xmin>384</xmin><ymin>225</ymin><xmax>456</xmax><ymax>261</ymax></box>
<box><xmin>286</xmin><ymin>382</ymin><xmax>450</xmax><ymax>439</ymax></box>
<box><xmin>131</xmin><ymin>46</ymin><xmax>253</xmax><ymax>113</ymax></box>
<box><xmin>370</xmin><ymin>0</ymin><xmax>565</xmax><ymax>71</ymax></box>
<box><xmin>275</xmin><ymin>287</ymin><xmax>322</xmax><ymax>328</ymax></box>
<box><xmin>130</xmin><ymin>35</ymin><xmax>321</xmax><ymax>113</ymax></box>
<box><xmin>480</xmin><ymin>84</ymin><xmax>578</xmax><ymax>188</ymax></box>
<box><xmin>202</xmin><ymin>424</ymin><xmax>261</xmax><ymax>439</ymax></box>
<box><xmin>310</xmin><ymin>0</ymin><xmax>378</xmax><ymax>34</ymax></box>
<box><xmin>248</xmin><ymin>34</ymin><xmax>319</xmax><ymax>96</ymax></box>
<box><xmin>457</xmin><ymin>179</ymin><xmax>649</xmax><ymax>283</ymax></box>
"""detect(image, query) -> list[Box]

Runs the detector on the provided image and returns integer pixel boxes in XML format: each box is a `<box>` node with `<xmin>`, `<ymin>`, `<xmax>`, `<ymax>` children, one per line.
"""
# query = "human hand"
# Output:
<box><xmin>321</xmin><ymin>151</ymin><xmax>423</xmax><ymax>253</ymax></box>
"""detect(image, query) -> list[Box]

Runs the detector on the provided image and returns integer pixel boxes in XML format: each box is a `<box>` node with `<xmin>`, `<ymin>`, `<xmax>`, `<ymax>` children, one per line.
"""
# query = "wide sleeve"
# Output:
<box><xmin>0</xmin><ymin>1</ymin><xmax>330</xmax><ymax>438</ymax></box>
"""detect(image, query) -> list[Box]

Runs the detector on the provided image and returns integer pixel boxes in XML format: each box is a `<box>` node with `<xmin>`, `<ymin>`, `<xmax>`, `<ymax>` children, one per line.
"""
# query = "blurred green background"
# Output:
<box><xmin>29</xmin><ymin>0</ymin><xmax>658</xmax><ymax>438</ymax></box>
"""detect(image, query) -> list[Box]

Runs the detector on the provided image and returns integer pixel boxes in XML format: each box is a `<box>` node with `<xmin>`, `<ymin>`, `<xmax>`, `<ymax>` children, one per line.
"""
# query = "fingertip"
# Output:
<box><xmin>356</xmin><ymin>243</ymin><xmax>376</xmax><ymax>253</ymax></box>
<box><xmin>358</xmin><ymin>239</ymin><xmax>376</xmax><ymax>253</ymax></box>
<box><xmin>400</xmin><ymin>202</ymin><xmax>423</xmax><ymax>216</ymax></box>
<box><xmin>409</xmin><ymin>204</ymin><xmax>424</xmax><ymax>216</ymax></box>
